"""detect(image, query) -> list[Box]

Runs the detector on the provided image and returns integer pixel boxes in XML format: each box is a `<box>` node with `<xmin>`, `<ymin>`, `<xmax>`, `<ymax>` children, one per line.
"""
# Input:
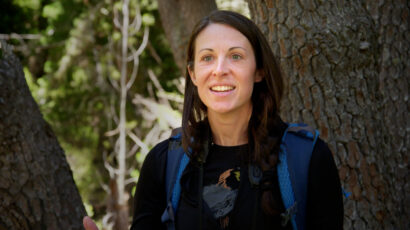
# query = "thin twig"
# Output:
<box><xmin>113</xmin><ymin>6</ymin><xmax>122</xmax><ymax>30</ymax></box>
<box><xmin>147</xmin><ymin>69</ymin><xmax>171</xmax><ymax>106</ymax></box>
<box><xmin>135</xmin><ymin>27</ymin><xmax>149</xmax><ymax>56</ymax></box>
<box><xmin>0</xmin><ymin>33</ymin><xmax>42</xmax><ymax>40</ymax></box>
<box><xmin>129</xmin><ymin>5</ymin><xmax>142</xmax><ymax>34</ymax></box>
<box><xmin>125</xmin><ymin>177</ymin><xmax>138</xmax><ymax>186</ymax></box>
<box><xmin>103</xmin><ymin>150</ymin><xmax>119</xmax><ymax>178</ymax></box>
<box><xmin>147</xmin><ymin>41</ymin><xmax>162</xmax><ymax>64</ymax></box>
<box><xmin>126</xmin><ymin>50</ymin><xmax>139</xmax><ymax>89</ymax></box>
<box><xmin>102</xmin><ymin>213</ymin><xmax>115</xmax><ymax>229</ymax></box>
<box><xmin>105</xmin><ymin>127</ymin><xmax>120</xmax><ymax>137</ymax></box>
<box><xmin>109</xmin><ymin>98</ymin><xmax>119</xmax><ymax>124</ymax></box>
<box><xmin>127</xmin><ymin>144</ymin><xmax>139</xmax><ymax>158</ymax></box>
<box><xmin>127</xmin><ymin>131</ymin><xmax>149</xmax><ymax>155</ymax></box>
<box><xmin>95</xmin><ymin>169</ymin><xmax>110</xmax><ymax>193</ymax></box>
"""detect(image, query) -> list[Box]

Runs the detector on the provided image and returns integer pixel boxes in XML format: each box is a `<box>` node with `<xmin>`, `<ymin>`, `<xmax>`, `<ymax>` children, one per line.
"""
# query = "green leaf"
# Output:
<box><xmin>71</xmin><ymin>68</ymin><xmax>87</xmax><ymax>88</ymax></box>
<box><xmin>12</xmin><ymin>0</ymin><xmax>40</xmax><ymax>10</ymax></box>
<box><xmin>142</xmin><ymin>13</ymin><xmax>155</xmax><ymax>26</ymax></box>
<box><xmin>126</xmin><ymin>121</ymin><xmax>137</xmax><ymax>130</ymax></box>
<box><xmin>42</xmin><ymin>2</ymin><xmax>63</xmax><ymax>20</ymax></box>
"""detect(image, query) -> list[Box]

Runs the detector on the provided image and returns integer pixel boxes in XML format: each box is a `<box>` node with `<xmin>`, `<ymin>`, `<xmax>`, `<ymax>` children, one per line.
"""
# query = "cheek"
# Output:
<box><xmin>194</xmin><ymin>70</ymin><xmax>209</xmax><ymax>86</ymax></box>
<box><xmin>246</xmin><ymin>84</ymin><xmax>255</xmax><ymax>98</ymax></box>
<box><xmin>193</xmin><ymin>74</ymin><xmax>207</xmax><ymax>95</ymax></box>
<box><xmin>243</xmin><ymin>74</ymin><xmax>257</xmax><ymax>97</ymax></box>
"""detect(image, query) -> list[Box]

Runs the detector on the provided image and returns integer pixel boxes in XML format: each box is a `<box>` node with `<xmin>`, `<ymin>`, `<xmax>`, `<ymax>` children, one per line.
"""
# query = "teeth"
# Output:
<box><xmin>211</xmin><ymin>85</ymin><xmax>235</xmax><ymax>92</ymax></box>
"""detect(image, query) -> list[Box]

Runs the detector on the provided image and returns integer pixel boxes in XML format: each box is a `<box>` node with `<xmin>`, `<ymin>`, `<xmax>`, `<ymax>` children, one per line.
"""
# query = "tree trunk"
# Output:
<box><xmin>247</xmin><ymin>0</ymin><xmax>408</xmax><ymax>229</ymax></box>
<box><xmin>0</xmin><ymin>41</ymin><xmax>86</xmax><ymax>229</ymax></box>
<box><xmin>157</xmin><ymin>0</ymin><xmax>217</xmax><ymax>74</ymax></box>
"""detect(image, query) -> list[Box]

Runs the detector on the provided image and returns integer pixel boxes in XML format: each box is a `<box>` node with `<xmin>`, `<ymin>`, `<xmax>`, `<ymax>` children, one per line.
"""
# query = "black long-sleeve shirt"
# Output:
<box><xmin>131</xmin><ymin>137</ymin><xmax>343</xmax><ymax>229</ymax></box>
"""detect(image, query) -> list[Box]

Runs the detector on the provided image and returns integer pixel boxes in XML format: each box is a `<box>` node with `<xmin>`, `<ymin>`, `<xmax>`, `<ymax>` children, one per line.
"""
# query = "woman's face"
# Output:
<box><xmin>188</xmin><ymin>23</ymin><xmax>262</xmax><ymax>116</ymax></box>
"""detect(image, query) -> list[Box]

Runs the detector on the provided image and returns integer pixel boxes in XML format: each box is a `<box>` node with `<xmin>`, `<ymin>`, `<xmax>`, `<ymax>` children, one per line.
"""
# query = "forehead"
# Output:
<box><xmin>194</xmin><ymin>23</ymin><xmax>251</xmax><ymax>51</ymax></box>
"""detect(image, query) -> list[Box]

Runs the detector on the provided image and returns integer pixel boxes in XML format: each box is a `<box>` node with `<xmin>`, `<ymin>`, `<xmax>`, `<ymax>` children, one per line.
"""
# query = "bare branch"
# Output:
<box><xmin>0</xmin><ymin>33</ymin><xmax>42</xmax><ymax>40</ymax></box>
<box><xmin>103</xmin><ymin>150</ymin><xmax>119</xmax><ymax>178</ymax></box>
<box><xmin>102</xmin><ymin>213</ymin><xmax>115</xmax><ymax>229</ymax></box>
<box><xmin>11</xmin><ymin>40</ymin><xmax>65</xmax><ymax>55</ymax></box>
<box><xmin>127</xmin><ymin>167</ymin><xmax>136</xmax><ymax>175</ymax></box>
<box><xmin>105</xmin><ymin>127</ymin><xmax>120</xmax><ymax>137</ymax></box>
<box><xmin>127</xmin><ymin>144</ymin><xmax>139</xmax><ymax>158</ymax></box>
<box><xmin>114</xmin><ymin>136</ymin><xmax>121</xmax><ymax>156</ymax></box>
<box><xmin>135</xmin><ymin>26</ymin><xmax>149</xmax><ymax>56</ymax></box>
<box><xmin>2</xmin><ymin>33</ymin><xmax>31</xmax><ymax>56</ymax></box>
<box><xmin>115</xmin><ymin>0</ymin><xmax>131</xmax><ymax>207</ymax></box>
<box><xmin>110</xmin><ymin>98</ymin><xmax>119</xmax><ymax>124</ymax></box>
<box><xmin>108</xmin><ymin>74</ymin><xmax>120</xmax><ymax>91</ymax></box>
<box><xmin>126</xmin><ymin>52</ymin><xmax>139</xmax><ymax>90</ymax></box>
<box><xmin>157</xmin><ymin>91</ymin><xmax>184</xmax><ymax>103</ymax></box>
<box><xmin>144</xmin><ymin>123</ymin><xmax>161</xmax><ymax>145</ymax></box>
<box><xmin>147</xmin><ymin>41</ymin><xmax>162</xmax><ymax>64</ymax></box>
<box><xmin>95</xmin><ymin>170</ymin><xmax>110</xmax><ymax>193</ymax></box>
<box><xmin>93</xmin><ymin>49</ymin><xmax>105</xmax><ymax>88</ymax></box>
<box><xmin>147</xmin><ymin>82</ymin><xmax>155</xmax><ymax>99</ymax></box>
<box><xmin>107</xmin><ymin>39</ymin><xmax>121</xmax><ymax>91</ymax></box>
<box><xmin>125</xmin><ymin>177</ymin><xmax>138</xmax><ymax>186</ymax></box>
<box><xmin>125</xmin><ymin>48</ymin><xmax>136</xmax><ymax>62</ymax></box>
<box><xmin>147</xmin><ymin>69</ymin><xmax>164</xmax><ymax>92</ymax></box>
<box><xmin>127</xmin><ymin>131</ymin><xmax>150</xmax><ymax>155</ymax></box>
<box><xmin>173</xmin><ymin>77</ymin><xmax>186</xmax><ymax>95</ymax></box>
<box><xmin>113</xmin><ymin>6</ymin><xmax>122</xmax><ymax>30</ymax></box>
<box><xmin>147</xmin><ymin>69</ymin><xmax>170</xmax><ymax>106</ymax></box>
<box><xmin>129</xmin><ymin>5</ymin><xmax>142</xmax><ymax>34</ymax></box>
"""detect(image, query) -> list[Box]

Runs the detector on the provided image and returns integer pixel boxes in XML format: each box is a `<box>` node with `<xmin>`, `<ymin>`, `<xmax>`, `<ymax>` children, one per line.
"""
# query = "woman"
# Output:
<box><xmin>84</xmin><ymin>10</ymin><xmax>343</xmax><ymax>230</ymax></box>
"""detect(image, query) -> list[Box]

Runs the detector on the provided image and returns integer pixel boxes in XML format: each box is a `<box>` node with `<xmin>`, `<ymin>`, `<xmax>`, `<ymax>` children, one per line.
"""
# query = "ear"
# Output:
<box><xmin>254</xmin><ymin>69</ymin><xmax>264</xmax><ymax>83</ymax></box>
<box><xmin>188</xmin><ymin>65</ymin><xmax>197</xmax><ymax>86</ymax></box>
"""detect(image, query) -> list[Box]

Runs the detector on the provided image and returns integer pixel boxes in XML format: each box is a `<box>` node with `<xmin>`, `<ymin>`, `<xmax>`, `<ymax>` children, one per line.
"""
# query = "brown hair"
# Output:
<box><xmin>182</xmin><ymin>10</ymin><xmax>285</xmax><ymax>215</ymax></box>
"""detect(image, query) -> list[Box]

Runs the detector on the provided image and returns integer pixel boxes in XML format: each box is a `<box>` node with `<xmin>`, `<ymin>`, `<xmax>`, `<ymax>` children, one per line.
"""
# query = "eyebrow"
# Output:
<box><xmin>198</xmin><ymin>46</ymin><xmax>247</xmax><ymax>53</ymax></box>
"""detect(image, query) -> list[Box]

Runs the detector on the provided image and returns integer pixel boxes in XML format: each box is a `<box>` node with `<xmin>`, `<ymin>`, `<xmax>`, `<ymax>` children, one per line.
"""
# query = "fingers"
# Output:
<box><xmin>83</xmin><ymin>216</ymin><xmax>99</xmax><ymax>230</ymax></box>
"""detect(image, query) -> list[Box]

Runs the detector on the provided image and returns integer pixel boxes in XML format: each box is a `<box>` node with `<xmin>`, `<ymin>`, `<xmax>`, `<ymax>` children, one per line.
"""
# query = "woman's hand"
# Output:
<box><xmin>83</xmin><ymin>216</ymin><xmax>99</xmax><ymax>230</ymax></box>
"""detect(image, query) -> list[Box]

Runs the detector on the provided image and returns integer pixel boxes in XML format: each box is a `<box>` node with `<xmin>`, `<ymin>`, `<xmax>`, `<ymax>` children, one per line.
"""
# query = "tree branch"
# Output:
<box><xmin>0</xmin><ymin>33</ymin><xmax>42</xmax><ymax>40</ymax></box>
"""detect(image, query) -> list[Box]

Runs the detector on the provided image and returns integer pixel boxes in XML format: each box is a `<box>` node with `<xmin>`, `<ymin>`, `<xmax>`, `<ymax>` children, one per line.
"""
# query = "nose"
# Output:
<box><xmin>213</xmin><ymin>57</ymin><xmax>228</xmax><ymax>77</ymax></box>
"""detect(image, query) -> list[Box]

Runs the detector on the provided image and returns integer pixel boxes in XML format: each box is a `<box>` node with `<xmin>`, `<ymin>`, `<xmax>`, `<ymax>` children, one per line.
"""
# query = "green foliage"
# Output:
<box><xmin>42</xmin><ymin>1</ymin><xmax>63</xmax><ymax>20</ymax></box>
<box><xmin>1</xmin><ymin>0</ymin><xmax>40</xmax><ymax>34</ymax></box>
<box><xmin>142</xmin><ymin>13</ymin><xmax>155</xmax><ymax>26</ymax></box>
<box><xmin>216</xmin><ymin>0</ymin><xmax>250</xmax><ymax>17</ymax></box>
<box><xmin>13</xmin><ymin>0</ymin><xmax>41</xmax><ymax>10</ymax></box>
<box><xmin>3</xmin><ymin>0</ymin><xmax>182</xmax><ymax>223</ymax></box>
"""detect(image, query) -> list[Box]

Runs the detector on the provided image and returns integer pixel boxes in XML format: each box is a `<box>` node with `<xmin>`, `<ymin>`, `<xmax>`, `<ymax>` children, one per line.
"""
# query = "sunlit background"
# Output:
<box><xmin>0</xmin><ymin>0</ymin><xmax>248</xmax><ymax>229</ymax></box>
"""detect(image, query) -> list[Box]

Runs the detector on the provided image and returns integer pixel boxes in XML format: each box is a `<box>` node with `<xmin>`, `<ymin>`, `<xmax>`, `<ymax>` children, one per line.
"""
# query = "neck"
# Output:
<box><xmin>207</xmin><ymin>107</ymin><xmax>252</xmax><ymax>146</ymax></box>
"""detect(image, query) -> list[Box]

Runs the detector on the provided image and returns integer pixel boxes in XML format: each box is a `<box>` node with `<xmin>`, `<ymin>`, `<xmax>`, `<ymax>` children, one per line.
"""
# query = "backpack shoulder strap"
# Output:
<box><xmin>277</xmin><ymin>123</ymin><xmax>319</xmax><ymax>230</ymax></box>
<box><xmin>161</xmin><ymin>130</ymin><xmax>190</xmax><ymax>230</ymax></box>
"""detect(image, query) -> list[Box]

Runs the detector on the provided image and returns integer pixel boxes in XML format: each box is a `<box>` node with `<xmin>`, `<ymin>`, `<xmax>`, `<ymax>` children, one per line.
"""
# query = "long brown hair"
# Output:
<box><xmin>182</xmin><ymin>10</ymin><xmax>285</xmax><ymax>215</ymax></box>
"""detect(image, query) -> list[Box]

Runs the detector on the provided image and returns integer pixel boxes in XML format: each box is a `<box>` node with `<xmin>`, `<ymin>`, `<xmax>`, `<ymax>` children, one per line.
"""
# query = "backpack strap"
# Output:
<box><xmin>161</xmin><ymin>132</ymin><xmax>190</xmax><ymax>230</ymax></box>
<box><xmin>277</xmin><ymin>123</ymin><xmax>319</xmax><ymax>230</ymax></box>
<box><xmin>161</xmin><ymin>124</ymin><xmax>320</xmax><ymax>230</ymax></box>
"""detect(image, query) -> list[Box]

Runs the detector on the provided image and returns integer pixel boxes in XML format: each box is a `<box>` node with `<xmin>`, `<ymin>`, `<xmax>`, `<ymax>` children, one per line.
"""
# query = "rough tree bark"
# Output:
<box><xmin>246</xmin><ymin>0</ymin><xmax>408</xmax><ymax>229</ymax></box>
<box><xmin>157</xmin><ymin>0</ymin><xmax>217</xmax><ymax>73</ymax></box>
<box><xmin>0</xmin><ymin>41</ymin><xmax>86</xmax><ymax>229</ymax></box>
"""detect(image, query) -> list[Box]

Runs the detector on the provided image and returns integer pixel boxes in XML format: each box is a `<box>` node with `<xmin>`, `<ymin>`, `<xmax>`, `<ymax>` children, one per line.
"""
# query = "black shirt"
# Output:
<box><xmin>130</xmin><ymin>138</ymin><xmax>343</xmax><ymax>229</ymax></box>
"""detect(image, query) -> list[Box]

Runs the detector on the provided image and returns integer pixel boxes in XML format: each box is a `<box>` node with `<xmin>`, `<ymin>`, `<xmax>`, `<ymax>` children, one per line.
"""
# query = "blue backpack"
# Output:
<box><xmin>161</xmin><ymin>123</ymin><xmax>319</xmax><ymax>230</ymax></box>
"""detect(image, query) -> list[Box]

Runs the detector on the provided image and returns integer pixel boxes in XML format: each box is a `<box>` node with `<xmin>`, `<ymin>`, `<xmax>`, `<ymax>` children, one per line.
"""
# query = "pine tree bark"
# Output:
<box><xmin>246</xmin><ymin>0</ymin><xmax>408</xmax><ymax>229</ymax></box>
<box><xmin>0</xmin><ymin>41</ymin><xmax>86</xmax><ymax>229</ymax></box>
<box><xmin>157</xmin><ymin>0</ymin><xmax>217</xmax><ymax>74</ymax></box>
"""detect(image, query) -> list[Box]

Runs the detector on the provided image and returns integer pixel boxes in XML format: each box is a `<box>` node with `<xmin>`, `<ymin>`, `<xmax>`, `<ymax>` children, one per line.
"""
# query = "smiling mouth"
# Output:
<box><xmin>210</xmin><ymin>85</ymin><xmax>235</xmax><ymax>92</ymax></box>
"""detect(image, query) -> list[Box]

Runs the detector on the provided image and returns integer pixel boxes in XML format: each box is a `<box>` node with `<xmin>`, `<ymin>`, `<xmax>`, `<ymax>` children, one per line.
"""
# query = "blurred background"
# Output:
<box><xmin>0</xmin><ymin>0</ymin><xmax>249</xmax><ymax>229</ymax></box>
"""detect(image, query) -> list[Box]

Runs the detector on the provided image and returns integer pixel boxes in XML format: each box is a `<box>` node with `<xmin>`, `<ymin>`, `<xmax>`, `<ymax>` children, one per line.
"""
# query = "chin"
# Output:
<box><xmin>208</xmin><ymin>106</ymin><xmax>235</xmax><ymax>114</ymax></box>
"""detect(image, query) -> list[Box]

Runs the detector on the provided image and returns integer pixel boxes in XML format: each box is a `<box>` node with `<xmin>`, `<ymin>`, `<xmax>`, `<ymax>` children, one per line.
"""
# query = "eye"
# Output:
<box><xmin>232</xmin><ymin>54</ymin><xmax>242</xmax><ymax>60</ymax></box>
<box><xmin>201</xmin><ymin>55</ymin><xmax>213</xmax><ymax>62</ymax></box>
